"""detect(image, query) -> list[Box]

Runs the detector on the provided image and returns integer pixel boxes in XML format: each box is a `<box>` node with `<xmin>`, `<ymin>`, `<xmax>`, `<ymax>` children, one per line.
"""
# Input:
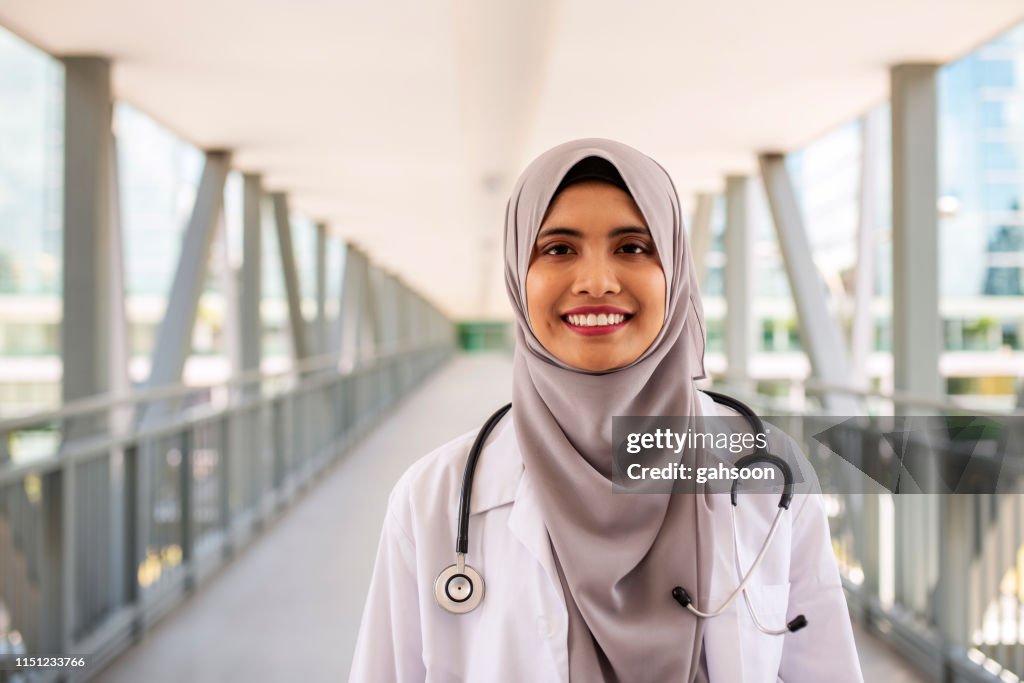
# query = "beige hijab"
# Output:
<box><xmin>503</xmin><ymin>138</ymin><xmax>714</xmax><ymax>682</ymax></box>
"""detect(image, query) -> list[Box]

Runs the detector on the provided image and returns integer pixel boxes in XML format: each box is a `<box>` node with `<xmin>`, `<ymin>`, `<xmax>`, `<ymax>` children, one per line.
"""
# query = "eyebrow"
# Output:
<box><xmin>536</xmin><ymin>226</ymin><xmax>651</xmax><ymax>240</ymax></box>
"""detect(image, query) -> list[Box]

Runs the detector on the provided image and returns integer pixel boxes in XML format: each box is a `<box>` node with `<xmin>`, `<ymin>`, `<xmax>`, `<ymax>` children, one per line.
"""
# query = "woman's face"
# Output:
<box><xmin>526</xmin><ymin>181</ymin><xmax>666</xmax><ymax>372</ymax></box>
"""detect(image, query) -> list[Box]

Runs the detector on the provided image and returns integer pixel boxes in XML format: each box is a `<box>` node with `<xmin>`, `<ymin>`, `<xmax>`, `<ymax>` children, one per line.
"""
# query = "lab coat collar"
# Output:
<box><xmin>467</xmin><ymin>410</ymin><xmax>523</xmax><ymax>515</ymax></box>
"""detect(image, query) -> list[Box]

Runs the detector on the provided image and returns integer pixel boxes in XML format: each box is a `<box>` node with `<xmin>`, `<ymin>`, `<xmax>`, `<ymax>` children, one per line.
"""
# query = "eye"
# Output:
<box><xmin>618</xmin><ymin>242</ymin><xmax>650</xmax><ymax>255</ymax></box>
<box><xmin>541</xmin><ymin>243</ymin><xmax>573</xmax><ymax>256</ymax></box>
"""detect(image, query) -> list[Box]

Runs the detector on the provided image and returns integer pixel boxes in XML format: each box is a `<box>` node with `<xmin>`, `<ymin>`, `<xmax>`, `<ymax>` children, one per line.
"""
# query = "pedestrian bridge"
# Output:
<box><xmin>29</xmin><ymin>352</ymin><xmax>925</xmax><ymax>682</ymax></box>
<box><xmin>2</xmin><ymin>1</ymin><xmax>1024</xmax><ymax>681</ymax></box>
<box><xmin>0</xmin><ymin>345</ymin><xmax>1015</xmax><ymax>682</ymax></box>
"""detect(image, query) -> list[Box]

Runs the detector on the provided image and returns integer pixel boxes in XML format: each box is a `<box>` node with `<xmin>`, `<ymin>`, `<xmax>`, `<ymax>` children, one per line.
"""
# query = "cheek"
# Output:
<box><xmin>638</xmin><ymin>267</ymin><xmax>667</xmax><ymax>329</ymax></box>
<box><xmin>525</xmin><ymin>267</ymin><xmax>552</xmax><ymax>328</ymax></box>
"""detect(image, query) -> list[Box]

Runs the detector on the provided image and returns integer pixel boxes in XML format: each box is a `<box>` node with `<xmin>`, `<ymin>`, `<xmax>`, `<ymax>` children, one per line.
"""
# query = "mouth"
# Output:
<box><xmin>560</xmin><ymin>311</ymin><xmax>634</xmax><ymax>336</ymax></box>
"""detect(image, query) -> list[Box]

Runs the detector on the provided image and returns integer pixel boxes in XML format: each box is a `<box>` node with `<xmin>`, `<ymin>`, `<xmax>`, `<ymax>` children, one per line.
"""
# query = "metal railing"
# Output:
<box><xmin>0</xmin><ymin>341</ymin><xmax>454</xmax><ymax>682</ymax></box>
<box><xmin>716</xmin><ymin>377</ymin><xmax>1024</xmax><ymax>683</ymax></box>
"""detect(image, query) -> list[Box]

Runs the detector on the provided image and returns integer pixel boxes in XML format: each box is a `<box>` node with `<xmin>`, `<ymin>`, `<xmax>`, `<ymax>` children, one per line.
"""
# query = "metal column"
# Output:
<box><xmin>61</xmin><ymin>57</ymin><xmax>114</xmax><ymax>406</ymax></box>
<box><xmin>891</xmin><ymin>63</ymin><xmax>957</xmax><ymax>682</ymax></box>
<box><xmin>107</xmin><ymin>133</ymin><xmax>131</xmax><ymax>612</ymax></box>
<box><xmin>724</xmin><ymin>177</ymin><xmax>753</xmax><ymax>388</ymax></box>
<box><xmin>145</xmin><ymin>151</ymin><xmax>231</xmax><ymax>391</ymax></box>
<box><xmin>331</xmin><ymin>242</ymin><xmax>349</xmax><ymax>356</ymax></box>
<box><xmin>384</xmin><ymin>273</ymin><xmax>402</xmax><ymax>353</ymax></box>
<box><xmin>362</xmin><ymin>259</ymin><xmax>382</xmax><ymax>358</ymax></box>
<box><xmin>851</xmin><ymin>109</ymin><xmax>882</xmax><ymax>385</ymax></box>
<box><xmin>758</xmin><ymin>153</ymin><xmax>858</xmax><ymax>413</ymax></box>
<box><xmin>315</xmin><ymin>221</ymin><xmax>328</xmax><ymax>356</ymax></box>
<box><xmin>57</xmin><ymin>87</ymin><xmax>130</xmax><ymax>649</ymax></box>
<box><xmin>107</xmin><ymin>137</ymin><xmax>130</xmax><ymax>420</ymax></box>
<box><xmin>241</xmin><ymin>173</ymin><xmax>263</xmax><ymax>387</ymax></box>
<box><xmin>270</xmin><ymin>192</ymin><xmax>310</xmax><ymax>361</ymax></box>
<box><xmin>353</xmin><ymin>250</ymin><xmax>376</xmax><ymax>359</ymax></box>
<box><xmin>337</xmin><ymin>245</ymin><xmax>359</xmax><ymax>364</ymax></box>
<box><xmin>690</xmin><ymin>192</ymin><xmax>714</xmax><ymax>290</ymax></box>
<box><xmin>853</xmin><ymin>110</ymin><xmax>885</xmax><ymax>625</ymax></box>
<box><xmin>891</xmin><ymin>64</ymin><xmax>941</xmax><ymax>398</ymax></box>
<box><xmin>396</xmin><ymin>277</ymin><xmax>412</xmax><ymax>349</ymax></box>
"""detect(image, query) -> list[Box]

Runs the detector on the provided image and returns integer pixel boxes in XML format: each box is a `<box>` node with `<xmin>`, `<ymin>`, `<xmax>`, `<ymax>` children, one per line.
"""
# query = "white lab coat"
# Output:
<box><xmin>349</xmin><ymin>393</ymin><xmax>864</xmax><ymax>682</ymax></box>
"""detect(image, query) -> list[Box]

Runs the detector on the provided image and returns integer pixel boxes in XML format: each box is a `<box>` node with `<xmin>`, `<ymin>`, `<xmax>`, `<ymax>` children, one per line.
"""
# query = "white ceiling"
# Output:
<box><xmin>1</xmin><ymin>0</ymin><xmax>1021</xmax><ymax>319</ymax></box>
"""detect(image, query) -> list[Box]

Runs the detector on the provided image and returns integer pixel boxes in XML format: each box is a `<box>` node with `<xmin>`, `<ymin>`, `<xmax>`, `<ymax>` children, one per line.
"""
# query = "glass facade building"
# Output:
<box><xmin>696</xmin><ymin>20</ymin><xmax>1024</xmax><ymax>401</ymax></box>
<box><xmin>0</xmin><ymin>27</ymin><xmax>62</xmax><ymax>412</ymax></box>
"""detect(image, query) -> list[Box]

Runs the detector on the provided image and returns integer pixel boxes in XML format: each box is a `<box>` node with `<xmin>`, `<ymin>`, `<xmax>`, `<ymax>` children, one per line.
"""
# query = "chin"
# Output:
<box><xmin>573</xmin><ymin>355</ymin><xmax>627</xmax><ymax>372</ymax></box>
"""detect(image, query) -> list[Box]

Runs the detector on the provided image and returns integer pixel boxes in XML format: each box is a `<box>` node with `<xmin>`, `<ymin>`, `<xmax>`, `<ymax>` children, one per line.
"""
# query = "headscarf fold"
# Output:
<box><xmin>504</xmin><ymin>138</ymin><xmax>714</xmax><ymax>682</ymax></box>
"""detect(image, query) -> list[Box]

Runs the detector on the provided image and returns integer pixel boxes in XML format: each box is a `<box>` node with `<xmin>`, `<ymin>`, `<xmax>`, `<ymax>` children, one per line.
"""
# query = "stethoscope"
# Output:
<box><xmin>434</xmin><ymin>390</ymin><xmax>808</xmax><ymax>636</ymax></box>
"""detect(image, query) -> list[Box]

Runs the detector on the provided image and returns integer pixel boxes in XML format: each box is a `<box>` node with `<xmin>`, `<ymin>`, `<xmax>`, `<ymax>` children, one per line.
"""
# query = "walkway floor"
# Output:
<box><xmin>94</xmin><ymin>352</ymin><xmax>928</xmax><ymax>682</ymax></box>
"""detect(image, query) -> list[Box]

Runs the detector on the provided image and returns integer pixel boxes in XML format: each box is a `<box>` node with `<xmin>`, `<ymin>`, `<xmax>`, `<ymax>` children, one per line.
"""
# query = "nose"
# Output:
<box><xmin>571</xmin><ymin>252</ymin><xmax>621</xmax><ymax>297</ymax></box>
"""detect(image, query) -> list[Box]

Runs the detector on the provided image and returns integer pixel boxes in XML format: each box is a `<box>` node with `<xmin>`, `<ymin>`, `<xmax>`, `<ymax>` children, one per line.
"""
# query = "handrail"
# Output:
<box><xmin>801</xmin><ymin>377</ymin><xmax>1024</xmax><ymax>418</ymax></box>
<box><xmin>0</xmin><ymin>340</ymin><xmax>440</xmax><ymax>433</ymax></box>
<box><xmin>0</xmin><ymin>355</ymin><xmax>394</xmax><ymax>484</ymax></box>
<box><xmin>709</xmin><ymin>373</ymin><xmax>1024</xmax><ymax>418</ymax></box>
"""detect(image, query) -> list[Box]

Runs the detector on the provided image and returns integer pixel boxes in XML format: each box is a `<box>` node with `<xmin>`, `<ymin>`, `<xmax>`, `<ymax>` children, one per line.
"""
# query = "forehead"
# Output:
<box><xmin>541</xmin><ymin>181</ymin><xmax>647</xmax><ymax>225</ymax></box>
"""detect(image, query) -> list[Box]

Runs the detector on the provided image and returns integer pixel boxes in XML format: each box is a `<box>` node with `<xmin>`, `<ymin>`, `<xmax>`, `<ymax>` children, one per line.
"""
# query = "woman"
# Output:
<box><xmin>349</xmin><ymin>139</ymin><xmax>863</xmax><ymax>682</ymax></box>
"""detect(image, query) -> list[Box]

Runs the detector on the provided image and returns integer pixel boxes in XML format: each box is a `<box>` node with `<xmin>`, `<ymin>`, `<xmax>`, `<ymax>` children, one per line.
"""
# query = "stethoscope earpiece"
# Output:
<box><xmin>434</xmin><ymin>553</ymin><xmax>484</xmax><ymax>614</ymax></box>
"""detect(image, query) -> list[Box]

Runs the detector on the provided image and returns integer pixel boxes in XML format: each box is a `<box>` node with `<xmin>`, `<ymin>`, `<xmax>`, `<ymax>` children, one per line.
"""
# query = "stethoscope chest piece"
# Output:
<box><xmin>435</xmin><ymin>554</ymin><xmax>484</xmax><ymax>614</ymax></box>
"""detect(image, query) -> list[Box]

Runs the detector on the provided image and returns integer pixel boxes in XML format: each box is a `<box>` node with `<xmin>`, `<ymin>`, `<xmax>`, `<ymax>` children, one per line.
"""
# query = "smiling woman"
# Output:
<box><xmin>350</xmin><ymin>139</ymin><xmax>862</xmax><ymax>683</ymax></box>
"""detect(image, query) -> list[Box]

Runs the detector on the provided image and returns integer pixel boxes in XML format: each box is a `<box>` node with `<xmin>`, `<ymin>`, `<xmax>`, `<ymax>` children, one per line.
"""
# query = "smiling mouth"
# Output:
<box><xmin>561</xmin><ymin>312</ymin><xmax>634</xmax><ymax>335</ymax></box>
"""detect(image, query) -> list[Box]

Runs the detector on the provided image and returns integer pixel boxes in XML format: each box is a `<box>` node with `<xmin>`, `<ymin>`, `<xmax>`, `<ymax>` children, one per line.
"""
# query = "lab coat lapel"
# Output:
<box><xmin>702</xmin><ymin>494</ymin><xmax>747</xmax><ymax>682</ymax></box>
<box><xmin>506</xmin><ymin>445</ymin><xmax>570</xmax><ymax>681</ymax></box>
<box><xmin>507</xmin><ymin>470</ymin><xmax>565</xmax><ymax>603</ymax></box>
<box><xmin>479</xmin><ymin>415</ymin><xmax>561</xmax><ymax>599</ymax></box>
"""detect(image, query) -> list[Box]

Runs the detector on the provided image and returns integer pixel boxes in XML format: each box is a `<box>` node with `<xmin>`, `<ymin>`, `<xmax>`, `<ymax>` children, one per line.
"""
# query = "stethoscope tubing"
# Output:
<box><xmin>679</xmin><ymin>505</ymin><xmax>786</xmax><ymax>619</ymax></box>
<box><xmin>438</xmin><ymin>392</ymin><xmax>808</xmax><ymax>635</ymax></box>
<box><xmin>456</xmin><ymin>402</ymin><xmax>511</xmax><ymax>555</ymax></box>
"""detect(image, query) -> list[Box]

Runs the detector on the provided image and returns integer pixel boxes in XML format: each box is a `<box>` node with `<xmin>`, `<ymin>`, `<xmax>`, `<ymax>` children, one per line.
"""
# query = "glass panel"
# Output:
<box><xmin>0</xmin><ymin>27</ymin><xmax>63</xmax><ymax>414</ymax></box>
<box><xmin>116</xmin><ymin>103</ymin><xmax>204</xmax><ymax>382</ymax></box>
<box><xmin>939</xmin><ymin>21</ymin><xmax>1024</xmax><ymax>403</ymax></box>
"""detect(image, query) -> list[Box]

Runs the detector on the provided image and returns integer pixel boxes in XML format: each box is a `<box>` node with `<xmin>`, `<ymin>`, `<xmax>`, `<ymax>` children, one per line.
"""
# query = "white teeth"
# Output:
<box><xmin>566</xmin><ymin>313</ymin><xmax>628</xmax><ymax>327</ymax></box>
